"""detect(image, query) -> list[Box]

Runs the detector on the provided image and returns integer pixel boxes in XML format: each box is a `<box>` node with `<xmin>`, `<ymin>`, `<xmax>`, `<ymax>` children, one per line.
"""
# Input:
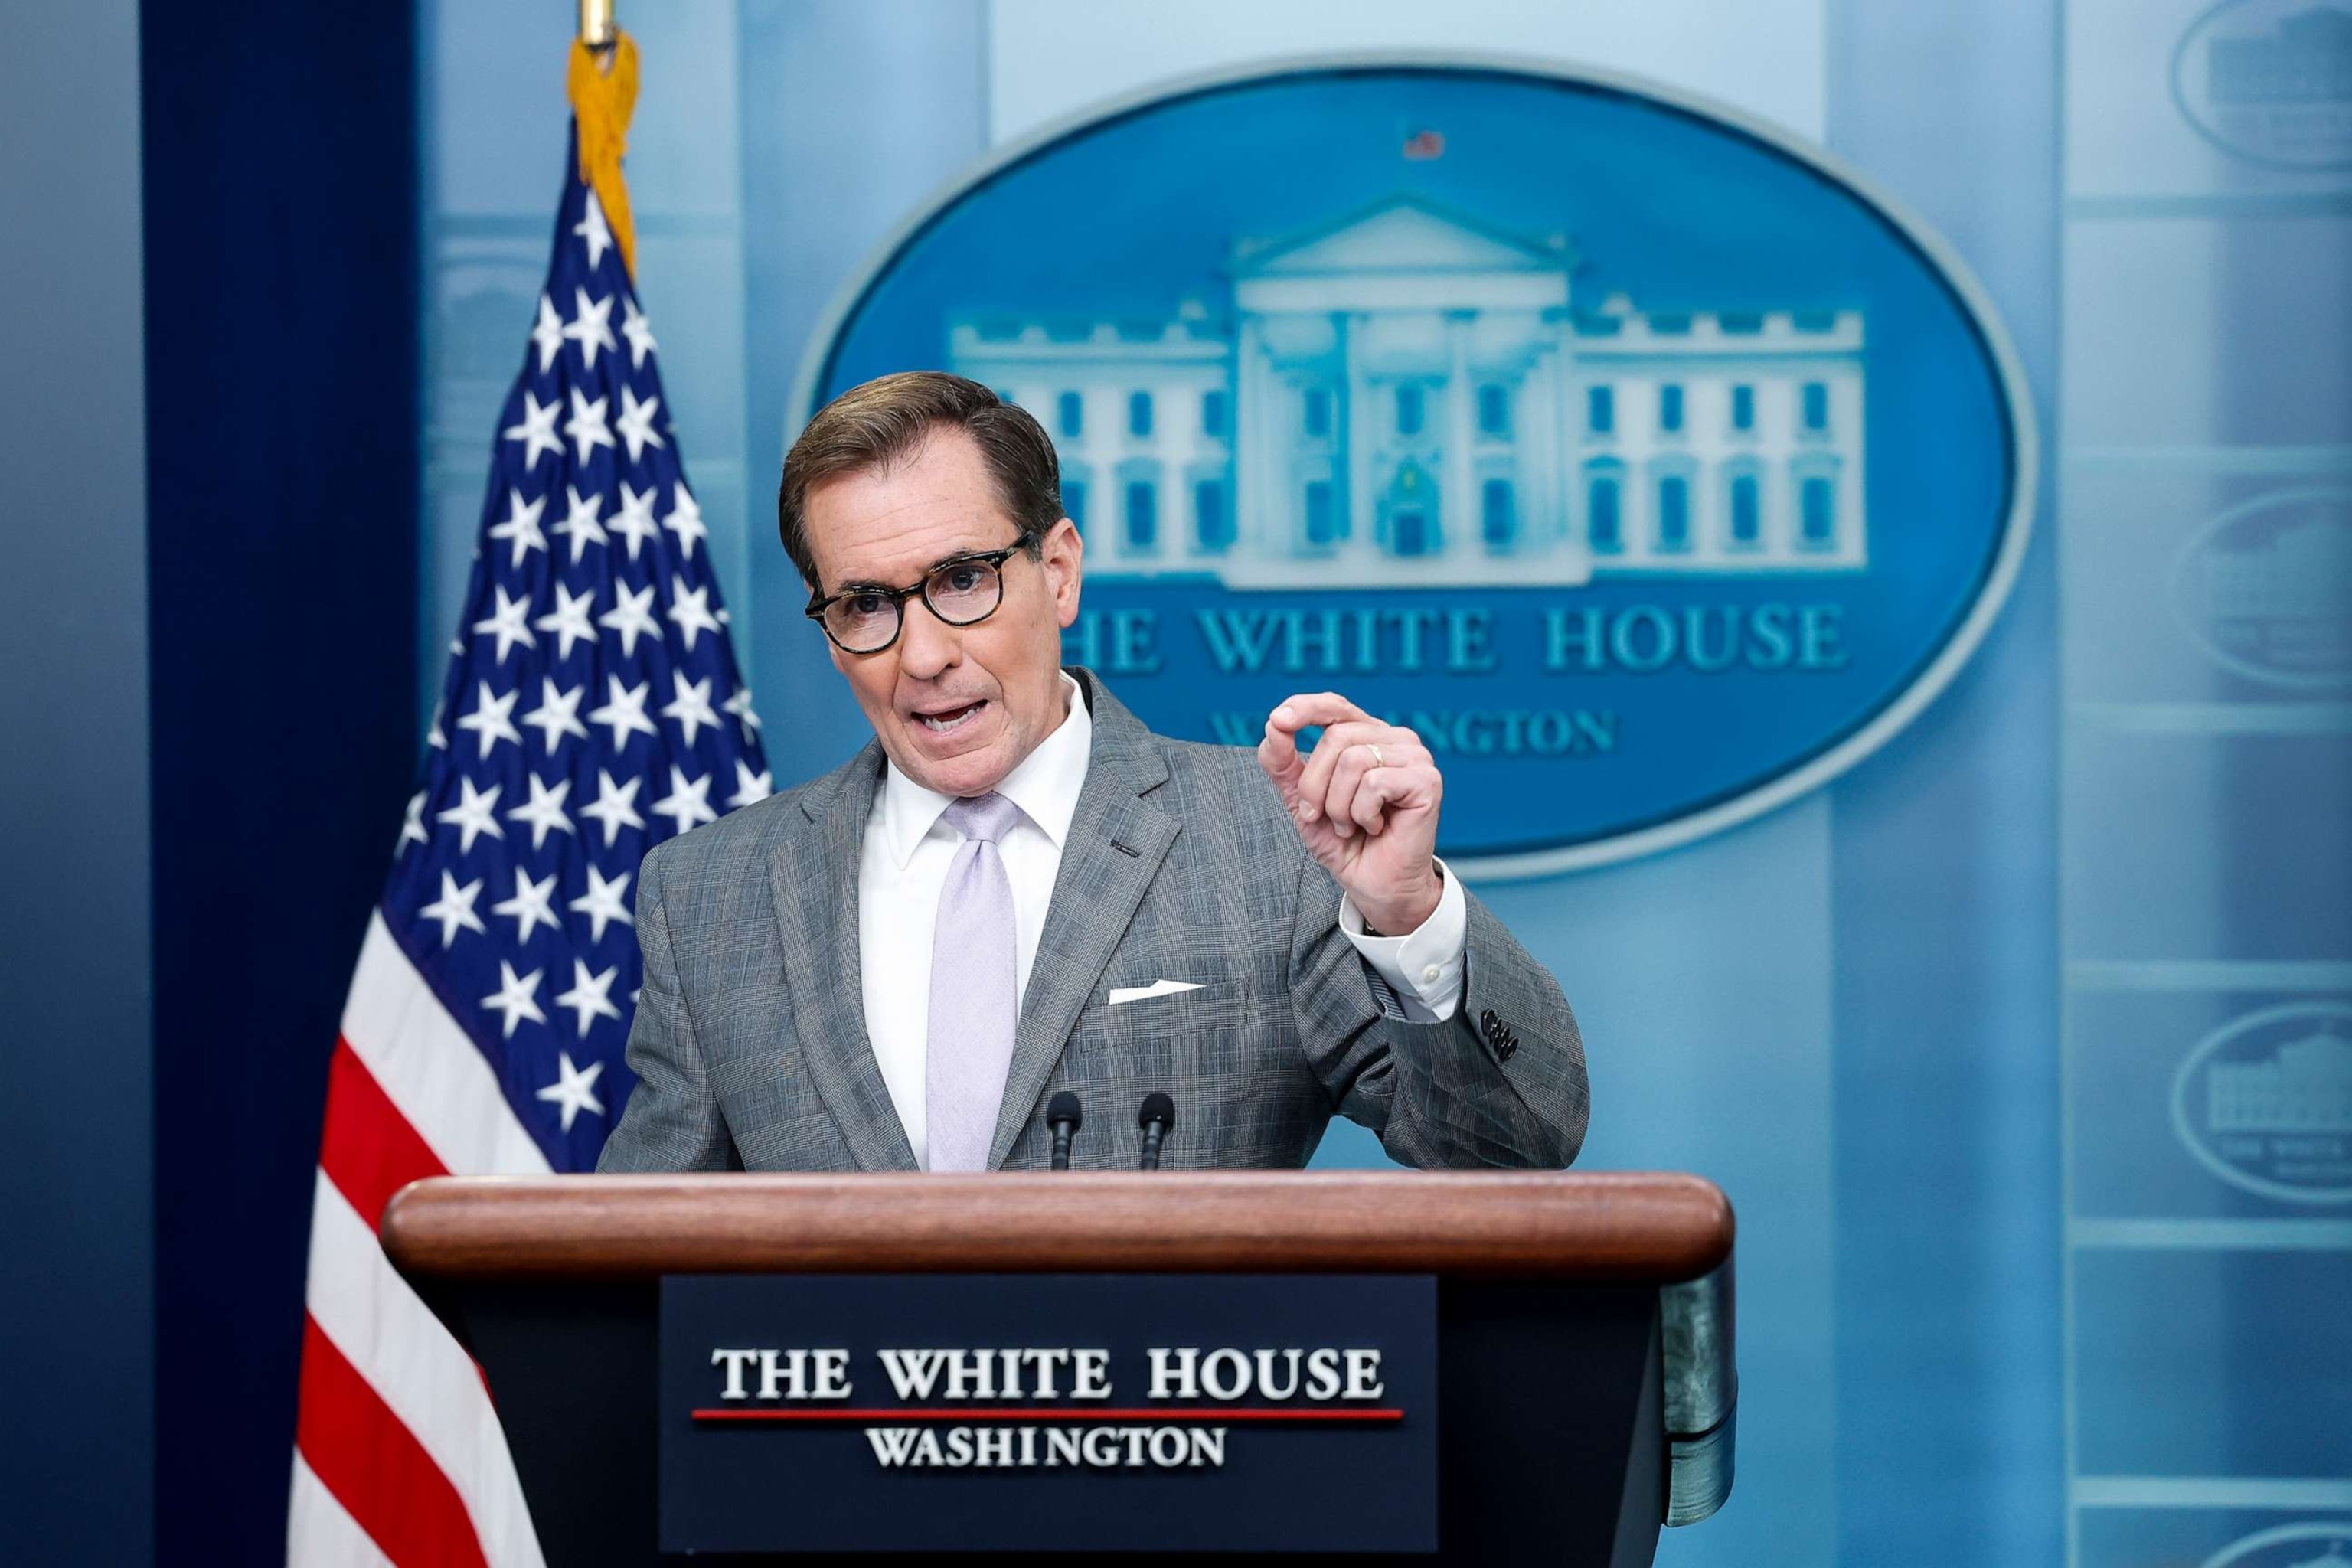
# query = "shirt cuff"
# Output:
<box><xmin>1338</xmin><ymin>859</ymin><xmax>1467</xmax><ymax>1024</ymax></box>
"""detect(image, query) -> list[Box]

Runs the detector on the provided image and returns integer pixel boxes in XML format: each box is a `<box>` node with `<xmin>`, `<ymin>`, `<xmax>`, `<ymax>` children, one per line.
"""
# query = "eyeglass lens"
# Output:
<box><xmin>822</xmin><ymin>556</ymin><xmax>1005</xmax><ymax>652</ymax></box>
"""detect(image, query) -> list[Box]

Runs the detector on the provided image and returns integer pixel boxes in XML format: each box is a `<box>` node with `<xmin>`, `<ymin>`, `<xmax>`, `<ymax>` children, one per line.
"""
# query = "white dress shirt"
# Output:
<box><xmin>858</xmin><ymin>675</ymin><xmax>1468</xmax><ymax>1168</ymax></box>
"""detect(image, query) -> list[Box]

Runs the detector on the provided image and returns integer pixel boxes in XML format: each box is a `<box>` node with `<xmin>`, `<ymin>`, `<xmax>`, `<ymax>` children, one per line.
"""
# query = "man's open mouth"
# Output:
<box><xmin>914</xmin><ymin>699</ymin><xmax>988</xmax><ymax>733</ymax></box>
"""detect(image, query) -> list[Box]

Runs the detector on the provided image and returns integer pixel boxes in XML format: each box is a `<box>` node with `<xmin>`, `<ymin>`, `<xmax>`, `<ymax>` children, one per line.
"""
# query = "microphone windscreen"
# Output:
<box><xmin>1047</xmin><ymin>1090</ymin><xmax>1083</xmax><ymax>1129</ymax></box>
<box><xmin>1138</xmin><ymin>1091</ymin><xmax>1175</xmax><ymax>1129</ymax></box>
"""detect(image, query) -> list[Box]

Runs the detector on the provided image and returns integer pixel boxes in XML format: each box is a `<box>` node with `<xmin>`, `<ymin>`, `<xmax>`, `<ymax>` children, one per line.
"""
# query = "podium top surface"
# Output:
<box><xmin>381</xmin><ymin>1171</ymin><xmax>1733</xmax><ymax>1285</ymax></box>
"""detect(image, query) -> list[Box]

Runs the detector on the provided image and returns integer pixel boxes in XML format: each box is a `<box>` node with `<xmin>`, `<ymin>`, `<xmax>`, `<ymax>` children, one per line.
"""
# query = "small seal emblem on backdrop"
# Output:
<box><xmin>2172</xmin><ymin>1001</ymin><xmax>2352</xmax><ymax>1205</ymax></box>
<box><xmin>2173</xmin><ymin>0</ymin><xmax>2352</xmax><ymax>172</ymax></box>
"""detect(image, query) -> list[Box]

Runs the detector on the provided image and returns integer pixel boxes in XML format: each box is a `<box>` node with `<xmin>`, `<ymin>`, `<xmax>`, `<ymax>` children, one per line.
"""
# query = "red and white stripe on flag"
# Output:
<box><xmin>287</xmin><ymin>915</ymin><xmax>550</xmax><ymax>1567</ymax></box>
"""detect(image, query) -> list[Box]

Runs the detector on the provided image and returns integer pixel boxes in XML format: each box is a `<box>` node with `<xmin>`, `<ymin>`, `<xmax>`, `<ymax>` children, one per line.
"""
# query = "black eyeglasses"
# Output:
<box><xmin>804</xmin><ymin>541</ymin><xmax>1031</xmax><ymax>655</ymax></box>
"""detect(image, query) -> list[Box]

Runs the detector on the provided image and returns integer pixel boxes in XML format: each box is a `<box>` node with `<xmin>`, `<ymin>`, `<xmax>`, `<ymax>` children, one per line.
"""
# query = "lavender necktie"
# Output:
<box><xmin>926</xmin><ymin>792</ymin><xmax>1026</xmax><ymax>1172</ymax></box>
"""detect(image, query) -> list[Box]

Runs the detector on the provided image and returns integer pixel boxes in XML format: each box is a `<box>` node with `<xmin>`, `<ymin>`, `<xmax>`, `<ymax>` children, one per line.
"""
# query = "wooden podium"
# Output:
<box><xmin>384</xmin><ymin>1171</ymin><xmax>1736</xmax><ymax>1565</ymax></box>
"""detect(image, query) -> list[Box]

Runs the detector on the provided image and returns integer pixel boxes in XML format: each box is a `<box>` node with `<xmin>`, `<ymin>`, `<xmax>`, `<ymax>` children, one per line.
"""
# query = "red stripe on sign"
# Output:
<box><xmin>691</xmin><ymin>1406</ymin><xmax>1405</xmax><ymax>1423</ymax></box>
<box><xmin>318</xmin><ymin>1036</ymin><xmax>449</xmax><ymax>1230</ymax></box>
<box><xmin>297</xmin><ymin>1314</ymin><xmax>491</xmax><ymax>1568</ymax></box>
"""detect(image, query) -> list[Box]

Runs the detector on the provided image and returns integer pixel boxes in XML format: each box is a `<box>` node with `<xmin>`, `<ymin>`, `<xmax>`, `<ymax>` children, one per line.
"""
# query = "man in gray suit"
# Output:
<box><xmin>599</xmin><ymin>372</ymin><xmax>1586</xmax><ymax>1174</ymax></box>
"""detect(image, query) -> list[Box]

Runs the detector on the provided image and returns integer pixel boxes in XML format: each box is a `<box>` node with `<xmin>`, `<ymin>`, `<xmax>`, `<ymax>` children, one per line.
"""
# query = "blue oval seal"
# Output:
<box><xmin>799</xmin><ymin>56</ymin><xmax>2034</xmax><ymax>875</ymax></box>
<box><xmin>2171</xmin><ymin>485</ymin><xmax>2352</xmax><ymax>691</ymax></box>
<box><xmin>2171</xmin><ymin>1001</ymin><xmax>2352</xmax><ymax>1205</ymax></box>
<box><xmin>2172</xmin><ymin>0</ymin><xmax>2352</xmax><ymax>172</ymax></box>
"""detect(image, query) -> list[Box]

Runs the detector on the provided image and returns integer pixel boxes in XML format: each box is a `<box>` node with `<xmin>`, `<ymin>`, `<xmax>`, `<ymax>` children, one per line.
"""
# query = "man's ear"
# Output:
<box><xmin>1040</xmin><ymin>517</ymin><xmax>1083</xmax><ymax>629</ymax></box>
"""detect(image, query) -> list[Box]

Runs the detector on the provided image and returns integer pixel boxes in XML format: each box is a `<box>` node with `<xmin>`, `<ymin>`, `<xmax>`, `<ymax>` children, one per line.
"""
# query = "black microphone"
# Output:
<box><xmin>1137</xmin><ymin>1093</ymin><xmax>1174</xmax><ymax>1171</ymax></box>
<box><xmin>1046</xmin><ymin>1091</ymin><xmax>1083</xmax><ymax>1171</ymax></box>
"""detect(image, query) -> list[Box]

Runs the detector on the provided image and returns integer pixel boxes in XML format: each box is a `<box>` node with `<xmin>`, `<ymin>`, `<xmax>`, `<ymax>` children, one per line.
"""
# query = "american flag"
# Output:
<box><xmin>286</xmin><ymin>127</ymin><xmax>769</xmax><ymax>1567</ymax></box>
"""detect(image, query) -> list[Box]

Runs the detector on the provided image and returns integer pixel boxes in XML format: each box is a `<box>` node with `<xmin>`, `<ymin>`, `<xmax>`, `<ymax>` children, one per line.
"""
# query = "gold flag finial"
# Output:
<box><xmin>578</xmin><ymin>0</ymin><xmax>616</xmax><ymax>48</ymax></box>
<box><xmin>567</xmin><ymin>27</ymin><xmax>639</xmax><ymax>279</ymax></box>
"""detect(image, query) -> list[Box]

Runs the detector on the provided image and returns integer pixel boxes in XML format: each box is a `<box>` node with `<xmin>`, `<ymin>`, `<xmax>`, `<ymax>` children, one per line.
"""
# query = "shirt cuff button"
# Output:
<box><xmin>1420</xmin><ymin>965</ymin><xmax>1440</xmax><ymax>983</ymax></box>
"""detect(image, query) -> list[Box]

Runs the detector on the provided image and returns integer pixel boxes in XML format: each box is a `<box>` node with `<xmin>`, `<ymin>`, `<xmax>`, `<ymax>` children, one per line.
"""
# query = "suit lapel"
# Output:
<box><xmin>766</xmin><ymin>745</ymin><xmax>919</xmax><ymax>1172</ymax></box>
<box><xmin>986</xmin><ymin>678</ymin><xmax>1178</xmax><ymax>1168</ymax></box>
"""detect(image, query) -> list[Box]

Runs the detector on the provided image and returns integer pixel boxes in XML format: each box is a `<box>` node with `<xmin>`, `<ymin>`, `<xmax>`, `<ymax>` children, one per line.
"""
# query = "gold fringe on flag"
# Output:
<box><xmin>567</xmin><ymin>31</ymin><xmax>640</xmax><ymax>279</ymax></box>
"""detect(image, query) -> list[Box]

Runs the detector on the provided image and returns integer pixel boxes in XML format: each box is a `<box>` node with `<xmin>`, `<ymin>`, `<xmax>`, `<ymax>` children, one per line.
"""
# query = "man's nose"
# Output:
<box><xmin>894</xmin><ymin>596</ymin><xmax>959</xmax><ymax>679</ymax></box>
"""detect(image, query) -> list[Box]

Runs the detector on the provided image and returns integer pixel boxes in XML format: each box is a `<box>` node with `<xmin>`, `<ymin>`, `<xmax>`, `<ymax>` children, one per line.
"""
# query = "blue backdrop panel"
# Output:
<box><xmin>1824</xmin><ymin>1</ymin><xmax>2066</xmax><ymax>1561</ymax></box>
<box><xmin>0</xmin><ymin>2</ymin><xmax>156</xmax><ymax>1561</ymax></box>
<box><xmin>142</xmin><ymin>1</ymin><xmax>421</xmax><ymax>1561</ymax></box>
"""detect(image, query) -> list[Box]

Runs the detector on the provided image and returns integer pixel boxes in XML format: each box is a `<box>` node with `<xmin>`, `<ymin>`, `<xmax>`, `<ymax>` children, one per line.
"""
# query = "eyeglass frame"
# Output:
<box><xmin>802</xmin><ymin>537</ymin><xmax>1037</xmax><ymax>654</ymax></box>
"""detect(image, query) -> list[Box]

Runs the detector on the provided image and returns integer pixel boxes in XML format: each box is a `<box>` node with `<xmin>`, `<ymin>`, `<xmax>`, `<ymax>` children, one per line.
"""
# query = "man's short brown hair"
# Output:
<box><xmin>777</xmin><ymin>371</ymin><xmax>1064</xmax><ymax>586</ymax></box>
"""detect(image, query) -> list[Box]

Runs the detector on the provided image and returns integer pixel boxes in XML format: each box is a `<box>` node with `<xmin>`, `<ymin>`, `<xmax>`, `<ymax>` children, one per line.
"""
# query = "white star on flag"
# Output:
<box><xmin>480</xmin><ymin>960</ymin><xmax>547</xmax><ymax>1040</ymax></box>
<box><xmin>580</xmin><ymin>769</ymin><xmax>645</xmax><ymax>846</ymax></box>
<box><xmin>488</xmin><ymin>488</ymin><xmax>548</xmax><ymax>568</ymax></box>
<box><xmin>564</xmin><ymin>388</ymin><xmax>614</xmax><ymax>464</ymax></box>
<box><xmin>554</xmin><ymin>959</ymin><xmax>624</xmax><ymax>1038</ymax></box>
<box><xmin>416</xmin><ymin>870</ymin><xmax>486</xmax><ymax>947</ymax></box>
<box><xmin>652</xmin><ymin>766</ymin><xmax>717</xmax><ymax>835</ymax></box>
<box><xmin>455</xmin><ymin>681</ymin><xmax>522</xmax><ymax>758</ymax></box>
<box><xmin>586</xmin><ymin>675</ymin><xmax>658</xmax><ymax>750</ymax></box>
<box><xmin>436</xmin><ymin>775</ymin><xmax>505</xmax><ymax>853</ymax></box>
<box><xmin>533</xmin><ymin>581</ymin><xmax>599</xmax><ymax>662</ymax></box>
<box><xmin>620</xmin><ymin>296</ymin><xmax>657</xmax><ymax>368</ymax></box>
<box><xmin>491</xmin><ymin>867</ymin><xmax>564</xmax><ymax>943</ymax></box>
<box><xmin>554</xmin><ymin>484</ymin><xmax>609</xmax><ymax>564</ymax></box>
<box><xmin>506</xmin><ymin>773</ymin><xmax>577</xmax><ymax>850</ymax></box>
<box><xmin>610</xmin><ymin>481</ymin><xmax>660</xmax><ymax>560</ymax></box>
<box><xmin>502</xmin><ymin>390</ymin><xmax>564</xmax><ymax>469</ymax></box>
<box><xmin>562</xmin><ymin>286</ymin><xmax>616</xmax><ymax>370</ymax></box>
<box><xmin>662</xmin><ymin>671</ymin><xmax>720</xmax><ymax>746</ymax></box>
<box><xmin>598</xmin><ymin>580</ymin><xmax>660</xmax><ymax>656</ymax></box>
<box><xmin>531</xmin><ymin>294</ymin><xmax>565</xmax><ymax>374</ymax></box>
<box><xmin>668</xmin><ymin>577</ymin><xmax>720</xmax><ymax>651</ymax></box>
<box><xmin>471</xmin><ymin>586</ymin><xmax>537</xmax><ymax>663</ymax></box>
<box><xmin>535</xmin><ymin>1049</ymin><xmax>606</xmax><ymax>1131</ymax></box>
<box><xmin>724</xmin><ymin>688</ymin><xmax>762</xmax><ymax>735</ymax></box>
<box><xmin>616</xmin><ymin>385</ymin><xmax>665</xmax><ymax>462</ymax></box>
<box><xmin>729</xmin><ymin>758</ymin><xmax>774</xmax><ymax>808</ymax></box>
<box><xmin>573</xmin><ymin>188</ymin><xmax>613</xmax><ymax>270</ymax></box>
<box><xmin>399</xmin><ymin>789</ymin><xmax>429</xmax><ymax>851</ymax></box>
<box><xmin>662</xmin><ymin>485</ymin><xmax>706</xmax><ymax>558</ymax></box>
<box><xmin>521</xmin><ymin>676</ymin><xmax>590</xmax><ymax>753</ymax></box>
<box><xmin>568</xmin><ymin>863</ymin><xmax>635</xmax><ymax>941</ymax></box>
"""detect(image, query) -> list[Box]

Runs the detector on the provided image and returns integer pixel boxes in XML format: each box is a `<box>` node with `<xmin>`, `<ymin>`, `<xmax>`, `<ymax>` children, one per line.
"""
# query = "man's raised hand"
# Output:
<box><xmin>1258</xmin><ymin>691</ymin><xmax>1444</xmax><ymax>935</ymax></box>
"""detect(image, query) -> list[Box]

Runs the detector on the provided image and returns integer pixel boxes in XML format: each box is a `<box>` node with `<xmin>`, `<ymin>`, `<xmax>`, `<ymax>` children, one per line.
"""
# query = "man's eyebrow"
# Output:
<box><xmin>830</xmin><ymin>539</ymin><xmax>1001</xmax><ymax>594</ymax></box>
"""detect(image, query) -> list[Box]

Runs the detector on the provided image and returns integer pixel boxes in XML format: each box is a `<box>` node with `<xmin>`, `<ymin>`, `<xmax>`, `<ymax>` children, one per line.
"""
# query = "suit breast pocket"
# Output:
<box><xmin>1067</xmin><ymin>978</ymin><xmax>1325</xmax><ymax>1168</ymax></box>
<box><xmin>1071</xmin><ymin>979</ymin><xmax>1293</xmax><ymax>1083</ymax></box>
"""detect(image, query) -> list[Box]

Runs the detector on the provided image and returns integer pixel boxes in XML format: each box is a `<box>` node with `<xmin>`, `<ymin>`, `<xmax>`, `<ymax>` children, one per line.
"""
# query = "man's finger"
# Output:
<box><xmin>1267</xmin><ymin>691</ymin><xmax>1369</xmax><ymax>737</ymax></box>
<box><xmin>1293</xmin><ymin>720</ymin><xmax>1394</xmax><ymax>818</ymax></box>
<box><xmin>1348</xmin><ymin>763</ymin><xmax>1432</xmax><ymax>836</ymax></box>
<box><xmin>1257</xmin><ymin>717</ymin><xmax>1305</xmax><ymax>798</ymax></box>
<box><xmin>1318</xmin><ymin>735</ymin><xmax>1413</xmax><ymax>837</ymax></box>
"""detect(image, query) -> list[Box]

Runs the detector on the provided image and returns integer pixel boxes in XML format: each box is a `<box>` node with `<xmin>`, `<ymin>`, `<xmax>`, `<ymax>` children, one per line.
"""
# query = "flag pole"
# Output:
<box><xmin>579</xmin><ymin>0</ymin><xmax>616</xmax><ymax>49</ymax></box>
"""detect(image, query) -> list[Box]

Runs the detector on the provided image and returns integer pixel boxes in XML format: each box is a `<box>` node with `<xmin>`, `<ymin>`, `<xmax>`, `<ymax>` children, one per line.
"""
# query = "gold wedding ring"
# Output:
<box><xmin>1367</xmin><ymin>743</ymin><xmax>1386</xmax><ymax>768</ymax></box>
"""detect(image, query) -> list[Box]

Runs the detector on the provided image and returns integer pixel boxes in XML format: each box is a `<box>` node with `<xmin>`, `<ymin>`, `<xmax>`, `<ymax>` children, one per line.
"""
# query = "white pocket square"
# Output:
<box><xmin>1106</xmin><ymin>979</ymin><xmax>1204</xmax><ymax>1005</ymax></box>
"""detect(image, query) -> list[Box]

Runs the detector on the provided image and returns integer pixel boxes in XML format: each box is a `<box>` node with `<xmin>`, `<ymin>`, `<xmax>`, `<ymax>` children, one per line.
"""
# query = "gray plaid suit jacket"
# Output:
<box><xmin>597</xmin><ymin>671</ymin><xmax>1587</xmax><ymax>1173</ymax></box>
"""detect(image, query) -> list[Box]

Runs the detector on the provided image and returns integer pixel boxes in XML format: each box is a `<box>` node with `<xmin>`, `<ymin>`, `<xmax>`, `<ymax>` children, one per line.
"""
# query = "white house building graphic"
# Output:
<box><xmin>951</xmin><ymin>198</ymin><xmax>1867</xmax><ymax>586</ymax></box>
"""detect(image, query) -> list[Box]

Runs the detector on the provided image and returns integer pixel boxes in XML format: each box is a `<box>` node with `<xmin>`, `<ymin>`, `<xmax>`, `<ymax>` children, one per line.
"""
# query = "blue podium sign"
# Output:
<box><xmin>658</xmin><ymin>1273</ymin><xmax>1439</xmax><ymax>1554</ymax></box>
<box><xmin>799</xmin><ymin>56</ymin><xmax>2034</xmax><ymax>875</ymax></box>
